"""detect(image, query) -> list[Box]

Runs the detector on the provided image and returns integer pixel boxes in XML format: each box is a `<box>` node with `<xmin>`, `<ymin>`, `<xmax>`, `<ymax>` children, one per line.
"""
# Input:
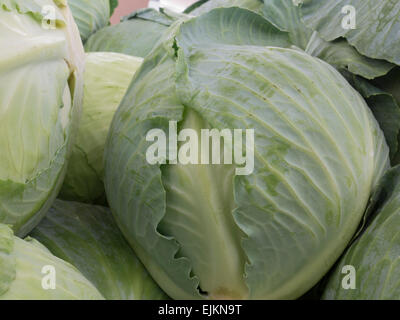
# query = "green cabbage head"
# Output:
<box><xmin>0</xmin><ymin>224</ymin><xmax>103</xmax><ymax>299</ymax></box>
<box><xmin>31</xmin><ymin>200</ymin><xmax>168</xmax><ymax>300</ymax></box>
<box><xmin>68</xmin><ymin>0</ymin><xmax>116</xmax><ymax>42</ymax></box>
<box><xmin>60</xmin><ymin>52</ymin><xmax>143</xmax><ymax>204</ymax></box>
<box><xmin>104</xmin><ymin>8</ymin><xmax>390</xmax><ymax>299</ymax></box>
<box><xmin>0</xmin><ymin>0</ymin><xmax>85</xmax><ymax>236</ymax></box>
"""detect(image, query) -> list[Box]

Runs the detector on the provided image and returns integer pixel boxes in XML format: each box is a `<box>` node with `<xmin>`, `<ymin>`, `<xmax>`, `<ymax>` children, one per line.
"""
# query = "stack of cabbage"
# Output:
<box><xmin>0</xmin><ymin>0</ymin><xmax>399</xmax><ymax>300</ymax></box>
<box><xmin>0</xmin><ymin>0</ymin><xmax>166</xmax><ymax>300</ymax></box>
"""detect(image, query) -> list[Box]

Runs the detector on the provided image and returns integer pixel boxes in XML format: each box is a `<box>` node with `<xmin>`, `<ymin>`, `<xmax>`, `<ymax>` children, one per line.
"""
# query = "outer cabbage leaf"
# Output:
<box><xmin>370</xmin><ymin>68</ymin><xmax>400</xmax><ymax>164</ymax></box>
<box><xmin>68</xmin><ymin>0</ymin><xmax>110</xmax><ymax>42</ymax></box>
<box><xmin>305</xmin><ymin>32</ymin><xmax>394</xmax><ymax>80</ymax></box>
<box><xmin>0</xmin><ymin>0</ymin><xmax>85</xmax><ymax>236</ymax></box>
<box><xmin>109</xmin><ymin>0</ymin><xmax>118</xmax><ymax>16</ymax></box>
<box><xmin>183</xmin><ymin>0</ymin><xmax>208</xmax><ymax>13</ymax></box>
<box><xmin>187</xmin><ymin>0</ymin><xmax>312</xmax><ymax>49</ymax></box>
<box><xmin>0</xmin><ymin>224</ymin><xmax>103</xmax><ymax>299</ymax></box>
<box><xmin>348</xmin><ymin>75</ymin><xmax>400</xmax><ymax>163</ymax></box>
<box><xmin>60</xmin><ymin>52</ymin><xmax>143</xmax><ymax>204</ymax></box>
<box><xmin>186</xmin><ymin>0</ymin><xmax>264</xmax><ymax>15</ymax></box>
<box><xmin>373</xmin><ymin>68</ymin><xmax>400</xmax><ymax>107</ymax></box>
<box><xmin>304</xmin><ymin>32</ymin><xmax>400</xmax><ymax>164</ymax></box>
<box><xmin>0</xmin><ymin>224</ymin><xmax>14</xmax><ymax>296</ymax></box>
<box><xmin>300</xmin><ymin>0</ymin><xmax>400</xmax><ymax>66</ymax></box>
<box><xmin>30</xmin><ymin>200</ymin><xmax>168</xmax><ymax>300</ymax></box>
<box><xmin>105</xmin><ymin>7</ymin><xmax>389</xmax><ymax>299</ymax></box>
<box><xmin>84</xmin><ymin>9</ymin><xmax>176</xmax><ymax>58</ymax></box>
<box><xmin>323</xmin><ymin>166</ymin><xmax>400</xmax><ymax>299</ymax></box>
<box><xmin>261</xmin><ymin>0</ymin><xmax>312</xmax><ymax>50</ymax></box>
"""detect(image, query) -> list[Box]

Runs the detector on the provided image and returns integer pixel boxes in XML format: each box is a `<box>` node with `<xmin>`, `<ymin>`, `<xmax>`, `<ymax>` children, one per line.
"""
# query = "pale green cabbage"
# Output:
<box><xmin>68</xmin><ymin>0</ymin><xmax>114</xmax><ymax>42</ymax></box>
<box><xmin>0</xmin><ymin>224</ymin><xmax>103</xmax><ymax>299</ymax></box>
<box><xmin>84</xmin><ymin>8</ymin><xmax>176</xmax><ymax>58</ymax></box>
<box><xmin>31</xmin><ymin>200</ymin><xmax>169</xmax><ymax>300</ymax></box>
<box><xmin>0</xmin><ymin>0</ymin><xmax>85</xmax><ymax>236</ymax></box>
<box><xmin>300</xmin><ymin>0</ymin><xmax>400</xmax><ymax>66</ymax></box>
<box><xmin>59</xmin><ymin>52</ymin><xmax>143</xmax><ymax>204</ymax></box>
<box><xmin>104</xmin><ymin>8</ymin><xmax>390</xmax><ymax>299</ymax></box>
<box><xmin>192</xmin><ymin>1</ymin><xmax>400</xmax><ymax>165</ymax></box>
<box><xmin>298</xmin><ymin>0</ymin><xmax>400</xmax><ymax>164</ymax></box>
<box><xmin>186</xmin><ymin>0</ymin><xmax>264</xmax><ymax>15</ymax></box>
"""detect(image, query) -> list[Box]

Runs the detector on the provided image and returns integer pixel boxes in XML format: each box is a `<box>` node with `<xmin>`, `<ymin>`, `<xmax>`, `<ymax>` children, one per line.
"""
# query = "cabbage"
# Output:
<box><xmin>305</xmin><ymin>32</ymin><xmax>395</xmax><ymax>81</ymax></box>
<box><xmin>298</xmin><ymin>0</ymin><xmax>400</xmax><ymax>164</ymax></box>
<box><xmin>373</xmin><ymin>68</ymin><xmax>400</xmax><ymax>108</ymax></box>
<box><xmin>84</xmin><ymin>9</ymin><xmax>176</xmax><ymax>58</ymax></box>
<box><xmin>30</xmin><ymin>200</ymin><xmax>168</xmax><ymax>300</ymax></box>
<box><xmin>323</xmin><ymin>166</ymin><xmax>400</xmax><ymax>299</ymax></box>
<box><xmin>0</xmin><ymin>0</ymin><xmax>85</xmax><ymax>236</ymax></box>
<box><xmin>186</xmin><ymin>0</ymin><xmax>311</xmax><ymax>49</ymax></box>
<box><xmin>68</xmin><ymin>0</ymin><xmax>115</xmax><ymax>42</ymax></box>
<box><xmin>194</xmin><ymin>2</ymin><xmax>400</xmax><ymax>165</ymax></box>
<box><xmin>300</xmin><ymin>0</ymin><xmax>400</xmax><ymax>66</ymax></box>
<box><xmin>59</xmin><ymin>52</ymin><xmax>143</xmax><ymax>204</ymax></box>
<box><xmin>185</xmin><ymin>0</ymin><xmax>264</xmax><ymax>15</ymax></box>
<box><xmin>0</xmin><ymin>224</ymin><xmax>103</xmax><ymax>299</ymax></box>
<box><xmin>104</xmin><ymin>8</ymin><xmax>390</xmax><ymax>299</ymax></box>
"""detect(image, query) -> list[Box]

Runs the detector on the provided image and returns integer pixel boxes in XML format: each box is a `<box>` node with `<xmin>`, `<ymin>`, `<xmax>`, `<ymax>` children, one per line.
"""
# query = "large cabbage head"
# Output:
<box><xmin>0</xmin><ymin>224</ymin><xmax>103</xmax><ymax>299</ymax></box>
<box><xmin>60</xmin><ymin>52</ymin><xmax>143</xmax><ymax>204</ymax></box>
<box><xmin>0</xmin><ymin>0</ymin><xmax>85</xmax><ymax>236</ymax></box>
<box><xmin>104</xmin><ymin>8</ymin><xmax>390</xmax><ymax>299</ymax></box>
<box><xmin>31</xmin><ymin>200</ymin><xmax>168</xmax><ymax>300</ymax></box>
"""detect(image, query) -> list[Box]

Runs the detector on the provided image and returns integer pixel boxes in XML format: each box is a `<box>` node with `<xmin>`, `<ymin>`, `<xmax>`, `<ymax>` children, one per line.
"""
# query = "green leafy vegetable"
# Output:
<box><xmin>261</xmin><ymin>0</ymin><xmax>312</xmax><ymax>50</ymax></box>
<box><xmin>31</xmin><ymin>200</ymin><xmax>168</xmax><ymax>300</ymax></box>
<box><xmin>300</xmin><ymin>0</ymin><xmax>400</xmax><ymax>66</ymax></box>
<box><xmin>84</xmin><ymin>9</ymin><xmax>177</xmax><ymax>58</ymax></box>
<box><xmin>349</xmin><ymin>75</ymin><xmax>400</xmax><ymax>162</ymax></box>
<box><xmin>104</xmin><ymin>7</ymin><xmax>389</xmax><ymax>300</ymax></box>
<box><xmin>323</xmin><ymin>166</ymin><xmax>400</xmax><ymax>299</ymax></box>
<box><xmin>60</xmin><ymin>52</ymin><xmax>143</xmax><ymax>204</ymax></box>
<box><xmin>0</xmin><ymin>224</ymin><xmax>103</xmax><ymax>299</ymax></box>
<box><xmin>0</xmin><ymin>0</ymin><xmax>85</xmax><ymax>236</ymax></box>
<box><xmin>69</xmin><ymin>0</ymin><xmax>112</xmax><ymax>42</ymax></box>
<box><xmin>186</xmin><ymin>0</ymin><xmax>264</xmax><ymax>15</ymax></box>
<box><xmin>305</xmin><ymin>32</ymin><xmax>394</xmax><ymax>80</ymax></box>
<box><xmin>300</xmin><ymin>2</ymin><xmax>400</xmax><ymax>164</ymax></box>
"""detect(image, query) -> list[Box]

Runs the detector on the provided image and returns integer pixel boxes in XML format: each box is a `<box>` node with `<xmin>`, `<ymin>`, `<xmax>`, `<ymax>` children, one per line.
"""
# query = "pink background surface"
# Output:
<box><xmin>110</xmin><ymin>0</ymin><xmax>150</xmax><ymax>25</ymax></box>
